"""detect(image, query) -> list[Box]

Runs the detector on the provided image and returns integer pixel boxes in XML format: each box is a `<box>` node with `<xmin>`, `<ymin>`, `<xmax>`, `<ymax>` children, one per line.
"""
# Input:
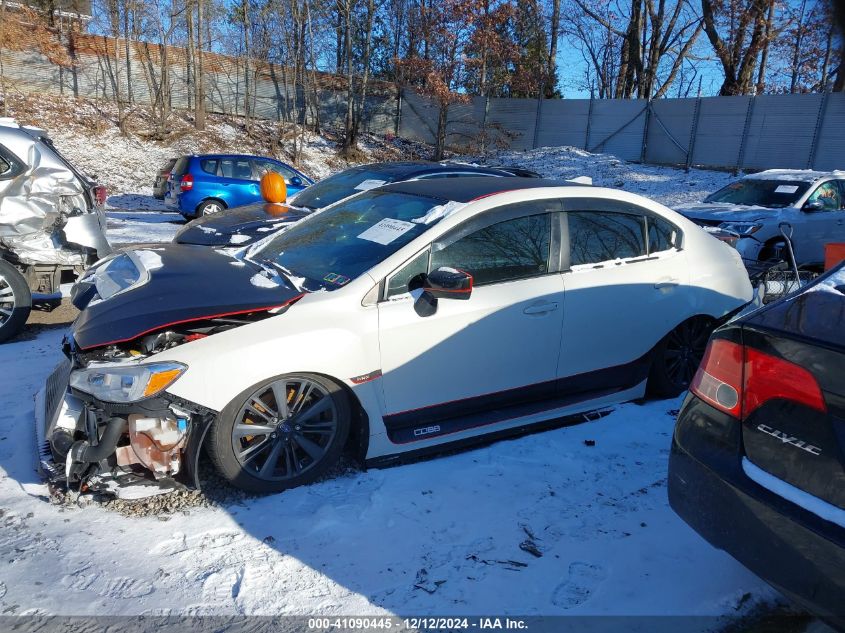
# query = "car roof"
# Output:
<box><xmin>188</xmin><ymin>154</ymin><xmax>284</xmax><ymax>161</ymax></box>
<box><xmin>378</xmin><ymin>176</ymin><xmax>578</xmax><ymax>202</ymax></box>
<box><xmin>743</xmin><ymin>169</ymin><xmax>844</xmax><ymax>183</ymax></box>
<box><xmin>346</xmin><ymin>161</ymin><xmax>538</xmax><ymax>179</ymax></box>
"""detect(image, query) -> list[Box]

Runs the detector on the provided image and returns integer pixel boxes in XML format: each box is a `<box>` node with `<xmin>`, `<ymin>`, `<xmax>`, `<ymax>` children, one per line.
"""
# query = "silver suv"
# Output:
<box><xmin>675</xmin><ymin>169</ymin><xmax>845</xmax><ymax>268</ymax></box>
<box><xmin>0</xmin><ymin>119</ymin><xmax>110</xmax><ymax>342</ymax></box>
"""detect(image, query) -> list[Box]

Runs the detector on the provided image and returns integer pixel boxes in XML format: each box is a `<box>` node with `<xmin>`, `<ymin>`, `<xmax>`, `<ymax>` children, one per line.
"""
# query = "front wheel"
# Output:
<box><xmin>0</xmin><ymin>259</ymin><xmax>32</xmax><ymax>344</ymax></box>
<box><xmin>207</xmin><ymin>373</ymin><xmax>351</xmax><ymax>494</ymax></box>
<box><xmin>647</xmin><ymin>317</ymin><xmax>714</xmax><ymax>398</ymax></box>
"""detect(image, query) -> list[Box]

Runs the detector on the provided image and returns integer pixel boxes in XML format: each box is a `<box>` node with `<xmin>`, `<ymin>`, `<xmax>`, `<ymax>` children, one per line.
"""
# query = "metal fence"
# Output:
<box><xmin>399</xmin><ymin>90</ymin><xmax>845</xmax><ymax>172</ymax></box>
<box><xmin>0</xmin><ymin>36</ymin><xmax>398</xmax><ymax>135</ymax></box>
<box><xmin>3</xmin><ymin>34</ymin><xmax>843</xmax><ymax>172</ymax></box>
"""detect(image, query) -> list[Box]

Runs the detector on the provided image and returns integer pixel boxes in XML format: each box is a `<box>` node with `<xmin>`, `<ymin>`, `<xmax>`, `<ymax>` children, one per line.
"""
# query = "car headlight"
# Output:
<box><xmin>718</xmin><ymin>221</ymin><xmax>763</xmax><ymax>236</ymax></box>
<box><xmin>70</xmin><ymin>362</ymin><xmax>187</xmax><ymax>403</ymax></box>
<box><xmin>91</xmin><ymin>252</ymin><xmax>149</xmax><ymax>301</ymax></box>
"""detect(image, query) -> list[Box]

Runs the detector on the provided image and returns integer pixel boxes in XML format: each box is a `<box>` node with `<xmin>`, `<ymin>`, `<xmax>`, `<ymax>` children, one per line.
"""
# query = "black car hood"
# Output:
<box><xmin>72</xmin><ymin>244</ymin><xmax>301</xmax><ymax>350</ymax></box>
<box><xmin>174</xmin><ymin>202</ymin><xmax>311</xmax><ymax>246</ymax></box>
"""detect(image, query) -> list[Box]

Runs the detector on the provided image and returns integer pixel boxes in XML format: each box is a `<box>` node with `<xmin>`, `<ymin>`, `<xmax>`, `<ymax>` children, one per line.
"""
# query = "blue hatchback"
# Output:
<box><xmin>165</xmin><ymin>154</ymin><xmax>313</xmax><ymax>218</ymax></box>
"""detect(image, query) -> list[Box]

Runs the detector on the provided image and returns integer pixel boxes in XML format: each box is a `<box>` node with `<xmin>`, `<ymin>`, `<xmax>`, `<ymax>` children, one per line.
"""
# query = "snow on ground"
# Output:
<box><xmin>0</xmin><ymin>96</ymin><xmax>783</xmax><ymax>622</ymax></box>
<box><xmin>475</xmin><ymin>146</ymin><xmax>736</xmax><ymax>209</ymax></box>
<box><xmin>0</xmin><ymin>328</ymin><xmax>775</xmax><ymax>620</ymax></box>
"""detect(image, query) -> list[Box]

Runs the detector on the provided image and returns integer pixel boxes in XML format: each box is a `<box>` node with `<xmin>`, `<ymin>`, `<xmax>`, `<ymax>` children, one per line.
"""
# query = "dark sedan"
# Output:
<box><xmin>173</xmin><ymin>161</ymin><xmax>541</xmax><ymax>247</ymax></box>
<box><xmin>669</xmin><ymin>264</ymin><xmax>845</xmax><ymax>625</ymax></box>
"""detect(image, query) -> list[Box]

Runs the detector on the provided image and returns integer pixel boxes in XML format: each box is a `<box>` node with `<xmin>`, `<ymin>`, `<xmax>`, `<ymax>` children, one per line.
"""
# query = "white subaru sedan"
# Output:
<box><xmin>39</xmin><ymin>178</ymin><xmax>752</xmax><ymax>497</ymax></box>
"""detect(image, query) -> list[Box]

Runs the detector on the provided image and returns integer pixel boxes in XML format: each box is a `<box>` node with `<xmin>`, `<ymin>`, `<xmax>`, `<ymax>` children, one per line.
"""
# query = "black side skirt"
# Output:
<box><xmin>382</xmin><ymin>350</ymin><xmax>652</xmax><ymax>444</ymax></box>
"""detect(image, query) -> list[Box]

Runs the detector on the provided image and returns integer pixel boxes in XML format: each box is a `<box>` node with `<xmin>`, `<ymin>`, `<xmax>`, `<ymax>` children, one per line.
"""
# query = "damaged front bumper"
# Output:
<box><xmin>35</xmin><ymin>358</ymin><xmax>215</xmax><ymax>500</ymax></box>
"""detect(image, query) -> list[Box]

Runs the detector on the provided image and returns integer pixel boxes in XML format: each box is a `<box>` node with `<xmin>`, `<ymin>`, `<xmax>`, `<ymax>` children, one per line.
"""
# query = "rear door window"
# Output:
<box><xmin>646</xmin><ymin>216</ymin><xmax>679</xmax><ymax>254</ymax></box>
<box><xmin>219</xmin><ymin>158</ymin><xmax>254</xmax><ymax>180</ymax></box>
<box><xmin>568</xmin><ymin>211</ymin><xmax>647</xmax><ymax>265</ymax></box>
<box><xmin>199</xmin><ymin>158</ymin><xmax>218</xmax><ymax>175</ymax></box>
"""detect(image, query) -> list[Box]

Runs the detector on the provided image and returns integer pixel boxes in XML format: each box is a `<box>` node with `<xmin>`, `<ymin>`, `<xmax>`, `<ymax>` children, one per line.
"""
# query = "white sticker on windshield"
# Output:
<box><xmin>775</xmin><ymin>185</ymin><xmax>799</xmax><ymax>194</ymax></box>
<box><xmin>354</xmin><ymin>179</ymin><xmax>388</xmax><ymax>191</ymax></box>
<box><xmin>357</xmin><ymin>218</ymin><xmax>416</xmax><ymax>245</ymax></box>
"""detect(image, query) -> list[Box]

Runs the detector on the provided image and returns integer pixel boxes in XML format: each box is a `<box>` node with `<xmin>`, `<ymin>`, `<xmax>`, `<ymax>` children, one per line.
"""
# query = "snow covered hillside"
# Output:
<box><xmin>0</xmin><ymin>96</ymin><xmax>788</xmax><ymax>624</ymax></box>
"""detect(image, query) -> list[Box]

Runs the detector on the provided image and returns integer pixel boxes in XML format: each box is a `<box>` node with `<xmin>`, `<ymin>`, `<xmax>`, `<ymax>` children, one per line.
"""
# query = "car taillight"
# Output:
<box><xmin>690</xmin><ymin>339</ymin><xmax>826</xmax><ymax>419</ymax></box>
<box><xmin>92</xmin><ymin>185</ymin><xmax>107</xmax><ymax>206</ymax></box>
<box><xmin>690</xmin><ymin>339</ymin><xmax>744</xmax><ymax>417</ymax></box>
<box><xmin>180</xmin><ymin>173</ymin><xmax>194</xmax><ymax>192</ymax></box>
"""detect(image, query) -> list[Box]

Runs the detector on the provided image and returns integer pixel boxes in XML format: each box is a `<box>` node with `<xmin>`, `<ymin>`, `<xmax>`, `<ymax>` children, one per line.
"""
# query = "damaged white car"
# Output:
<box><xmin>37</xmin><ymin>177</ymin><xmax>752</xmax><ymax>499</ymax></box>
<box><xmin>0</xmin><ymin>118</ymin><xmax>110</xmax><ymax>343</ymax></box>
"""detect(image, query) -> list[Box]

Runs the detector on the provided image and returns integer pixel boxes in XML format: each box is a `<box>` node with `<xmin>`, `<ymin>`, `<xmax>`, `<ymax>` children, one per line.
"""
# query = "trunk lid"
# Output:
<box><xmin>740</xmin><ymin>265</ymin><xmax>845</xmax><ymax>510</ymax></box>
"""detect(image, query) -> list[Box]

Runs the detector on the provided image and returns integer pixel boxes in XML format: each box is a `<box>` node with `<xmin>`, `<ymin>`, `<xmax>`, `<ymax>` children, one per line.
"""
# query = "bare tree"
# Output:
<box><xmin>700</xmin><ymin>0</ymin><xmax>773</xmax><ymax>95</ymax></box>
<box><xmin>0</xmin><ymin>3</ymin><xmax>73</xmax><ymax>116</ymax></box>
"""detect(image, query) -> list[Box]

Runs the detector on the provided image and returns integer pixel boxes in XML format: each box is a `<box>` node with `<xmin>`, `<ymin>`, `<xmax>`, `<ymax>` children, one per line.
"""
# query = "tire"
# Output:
<box><xmin>207</xmin><ymin>373</ymin><xmax>351</xmax><ymax>494</ymax></box>
<box><xmin>647</xmin><ymin>316</ymin><xmax>714</xmax><ymax>398</ymax></box>
<box><xmin>197</xmin><ymin>200</ymin><xmax>225</xmax><ymax>217</ymax></box>
<box><xmin>0</xmin><ymin>259</ymin><xmax>32</xmax><ymax>344</ymax></box>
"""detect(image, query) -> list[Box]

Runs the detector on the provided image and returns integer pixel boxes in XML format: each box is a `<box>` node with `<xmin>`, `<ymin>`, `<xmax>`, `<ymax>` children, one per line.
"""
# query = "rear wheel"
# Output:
<box><xmin>0</xmin><ymin>259</ymin><xmax>31</xmax><ymax>344</ymax></box>
<box><xmin>208</xmin><ymin>373</ymin><xmax>351</xmax><ymax>494</ymax></box>
<box><xmin>647</xmin><ymin>317</ymin><xmax>714</xmax><ymax>398</ymax></box>
<box><xmin>198</xmin><ymin>200</ymin><xmax>225</xmax><ymax>217</ymax></box>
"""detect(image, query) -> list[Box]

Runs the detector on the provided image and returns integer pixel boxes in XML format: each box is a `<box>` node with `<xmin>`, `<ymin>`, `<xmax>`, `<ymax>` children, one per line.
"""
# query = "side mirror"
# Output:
<box><xmin>412</xmin><ymin>268</ymin><xmax>473</xmax><ymax>317</ymax></box>
<box><xmin>290</xmin><ymin>176</ymin><xmax>303</xmax><ymax>187</ymax></box>
<box><xmin>424</xmin><ymin>267</ymin><xmax>473</xmax><ymax>299</ymax></box>
<box><xmin>803</xmin><ymin>199</ymin><xmax>825</xmax><ymax>212</ymax></box>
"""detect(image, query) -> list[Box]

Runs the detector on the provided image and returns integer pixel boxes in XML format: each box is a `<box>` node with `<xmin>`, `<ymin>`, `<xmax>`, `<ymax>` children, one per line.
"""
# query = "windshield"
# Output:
<box><xmin>291</xmin><ymin>168</ymin><xmax>395</xmax><ymax>210</ymax></box>
<box><xmin>253</xmin><ymin>190</ymin><xmax>449</xmax><ymax>290</ymax></box>
<box><xmin>704</xmin><ymin>179</ymin><xmax>811</xmax><ymax>208</ymax></box>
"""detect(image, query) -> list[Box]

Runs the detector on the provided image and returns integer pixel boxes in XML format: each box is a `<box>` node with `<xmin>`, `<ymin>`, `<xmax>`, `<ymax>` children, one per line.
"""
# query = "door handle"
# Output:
<box><xmin>654</xmin><ymin>278</ymin><xmax>680</xmax><ymax>289</ymax></box>
<box><xmin>523</xmin><ymin>302</ymin><xmax>559</xmax><ymax>315</ymax></box>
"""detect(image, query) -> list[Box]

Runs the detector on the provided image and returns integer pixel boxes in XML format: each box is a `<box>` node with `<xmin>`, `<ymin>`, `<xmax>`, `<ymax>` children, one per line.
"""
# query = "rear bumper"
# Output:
<box><xmin>669</xmin><ymin>417</ymin><xmax>845</xmax><ymax>623</ymax></box>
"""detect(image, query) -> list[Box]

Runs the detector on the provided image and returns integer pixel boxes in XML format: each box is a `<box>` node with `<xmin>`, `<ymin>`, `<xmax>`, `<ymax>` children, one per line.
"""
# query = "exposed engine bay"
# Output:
<box><xmin>40</xmin><ymin>312</ymin><xmax>279</xmax><ymax>499</ymax></box>
<box><xmin>36</xmin><ymin>243</ymin><xmax>301</xmax><ymax>499</ymax></box>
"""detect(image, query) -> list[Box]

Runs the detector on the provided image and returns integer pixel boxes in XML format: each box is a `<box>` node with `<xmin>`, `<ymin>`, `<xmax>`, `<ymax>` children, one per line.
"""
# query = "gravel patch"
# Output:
<box><xmin>48</xmin><ymin>454</ymin><xmax>362</xmax><ymax>518</ymax></box>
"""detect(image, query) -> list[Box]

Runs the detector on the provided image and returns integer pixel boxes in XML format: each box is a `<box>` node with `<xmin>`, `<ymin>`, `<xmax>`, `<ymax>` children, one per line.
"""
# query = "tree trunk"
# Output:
<box><xmin>547</xmin><ymin>0</ymin><xmax>560</xmax><ymax>96</ymax></box>
<box><xmin>305</xmin><ymin>0</ymin><xmax>321</xmax><ymax>134</ymax></box>
<box><xmin>243</xmin><ymin>0</ymin><xmax>252</xmax><ymax>131</ymax></box>
<box><xmin>755</xmin><ymin>0</ymin><xmax>774</xmax><ymax>93</ymax></box>
<box><xmin>195</xmin><ymin>0</ymin><xmax>206</xmax><ymax>129</ymax></box>
<box><xmin>350</xmin><ymin>0</ymin><xmax>375</xmax><ymax>146</ymax></box>
<box><xmin>123</xmin><ymin>2</ymin><xmax>132</xmax><ymax>105</ymax></box>
<box><xmin>789</xmin><ymin>0</ymin><xmax>807</xmax><ymax>93</ymax></box>
<box><xmin>433</xmin><ymin>102</ymin><xmax>448</xmax><ymax>160</ymax></box>
<box><xmin>342</xmin><ymin>0</ymin><xmax>354</xmax><ymax>149</ymax></box>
